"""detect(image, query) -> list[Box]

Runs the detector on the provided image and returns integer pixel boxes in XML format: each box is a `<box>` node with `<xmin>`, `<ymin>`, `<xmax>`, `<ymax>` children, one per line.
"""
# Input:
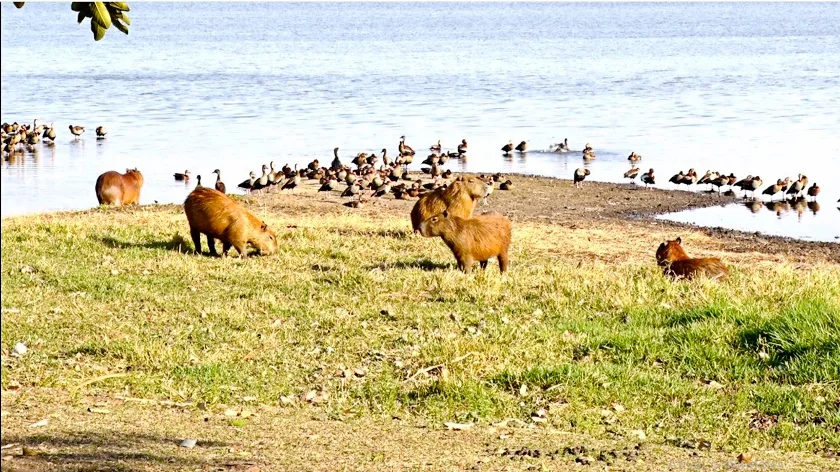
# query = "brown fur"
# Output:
<box><xmin>183</xmin><ymin>187</ymin><xmax>278</xmax><ymax>257</ymax></box>
<box><xmin>656</xmin><ymin>237</ymin><xmax>728</xmax><ymax>280</ymax></box>
<box><xmin>419</xmin><ymin>211</ymin><xmax>511</xmax><ymax>274</ymax></box>
<box><xmin>410</xmin><ymin>175</ymin><xmax>490</xmax><ymax>234</ymax></box>
<box><xmin>95</xmin><ymin>168</ymin><xmax>144</xmax><ymax>206</ymax></box>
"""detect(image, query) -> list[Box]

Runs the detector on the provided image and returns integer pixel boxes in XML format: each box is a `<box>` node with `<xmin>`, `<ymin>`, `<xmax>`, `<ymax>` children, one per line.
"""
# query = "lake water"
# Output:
<box><xmin>2</xmin><ymin>2</ymin><xmax>839</xmax><ymax>242</ymax></box>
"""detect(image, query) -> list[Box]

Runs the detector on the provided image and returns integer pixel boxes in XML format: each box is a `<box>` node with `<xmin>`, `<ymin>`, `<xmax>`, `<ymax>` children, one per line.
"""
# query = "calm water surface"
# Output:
<box><xmin>2</xmin><ymin>2</ymin><xmax>839</xmax><ymax>242</ymax></box>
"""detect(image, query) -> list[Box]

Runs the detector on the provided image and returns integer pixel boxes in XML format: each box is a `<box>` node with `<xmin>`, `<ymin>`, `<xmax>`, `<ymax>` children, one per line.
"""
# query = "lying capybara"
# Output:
<box><xmin>656</xmin><ymin>237</ymin><xmax>728</xmax><ymax>280</ymax></box>
<box><xmin>410</xmin><ymin>175</ymin><xmax>490</xmax><ymax>234</ymax></box>
<box><xmin>183</xmin><ymin>187</ymin><xmax>278</xmax><ymax>257</ymax></box>
<box><xmin>95</xmin><ymin>168</ymin><xmax>144</xmax><ymax>206</ymax></box>
<box><xmin>420</xmin><ymin>210</ymin><xmax>511</xmax><ymax>274</ymax></box>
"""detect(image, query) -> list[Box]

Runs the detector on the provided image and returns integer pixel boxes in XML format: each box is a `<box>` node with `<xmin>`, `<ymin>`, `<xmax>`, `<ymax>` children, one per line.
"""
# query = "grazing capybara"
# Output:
<box><xmin>656</xmin><ymin>237</ymin><xmax>728</xmax><ymax>280</ymax></box>
<box><xmin>183</xmin><ymin>187</ymin><xmax>278</xmax><ymax>257</ymax></box>
<box><xmin>410</xmin><ymin>175</ymin><xmax>490</xmax><ymax>234</ymax></box>
<box><xmin>419</xmin><ymin>210</ymin><xmax>511</xmax><ymax>274</ymax></box>
<box><xmin>94</xmin><ymin>168</ymin><xmax>144</xmax><ymax>206</ymax></box>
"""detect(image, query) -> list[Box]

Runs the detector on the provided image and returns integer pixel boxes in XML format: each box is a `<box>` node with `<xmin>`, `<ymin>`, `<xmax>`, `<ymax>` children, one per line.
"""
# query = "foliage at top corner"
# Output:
<box><xmin>14</xmin><ymin>2</ymin><xmax>131</xmax><ymax>42</ymax></box>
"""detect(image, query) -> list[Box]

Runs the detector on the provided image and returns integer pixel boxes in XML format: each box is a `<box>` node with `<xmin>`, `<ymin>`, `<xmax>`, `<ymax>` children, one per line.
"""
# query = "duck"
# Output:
<box><xmin>762</xmin><ymin>178</ymin><xmax>789</xmax><ymax>201</ymax></box>
<box><xmin>429</xmin><ymin>140</ymin><xmax>442</xmax><ymax>152</ymax></box>
<box><xmin>733</xmin><ymin>175</ymin><xmax>754</xmax><ymax>196</ymax></box>
<box><xmin>710</xmin><ymin>175</ymin><xmax>729</xmax><ymax>193</ymax></box>
<box><xmin>500</xmin><ymin>179</ymin><xmax>514</xmax><ymax>191</ymax></box>
<box><xmin>95</xmin><ymin>126</ymin><xmax>107</xmax><ymax>138</ymax></box>
<box><xmin>501</xmin><ymin>140</ymin><xmax>514</xmax><ymax>154</ymax></box>
<box><xmin>807</xmin><ymin>183</ymin><xmax>820</xmax><ymax>201</ymax></box>
<box><xmin>697</xmin><ymin>170</ymin><xmax>720</xmax><ymax>190</ymax></box>
<box><xmin>250</xmin><ymin>164</ymin><xmax>270</xmax><ymax>192</ymax></box>
<box><xmin>308</xmin><ymin>159</ymin><xmax>320</xmax><ymax>171</ymax></box>
<box><xmin>669</xmin><ymin>171</ymin><xmax>685</xmax><ymax>185</ymax></box>
<box><xmin>515</xmin><ymin>141</ymin><xmax>528</xmax><ymax>152</ymax></box>
<box><xmin>282</xmin><ymin>173</ymin><xmax>301</xmax><ymax>192</ymax></box>
<box><xmin>457</xmin><ymin>139</ymin><xmax>468</xmax><ymax>154</ymax></box>
<box><xmin>42</xmin><ymin>123</ymin><xmax>56</xmax><ymax>142</ymax></box>
<box><xmin>267</xmin><ymin>161</ymin><xmax>277</xmax><ymax>182</ymax></box>
<box><xmin>627</xmin><ymin>151</ymin><xmax>642</xmax><ymax>163</ymax></box>
<box><xmin>237</xmin><ymin>171</ymin><xmax>256</xmax><ymax>193</ymax></box>
<box><xmin>330</xmin><ymin>147</ymin><xmax>342</xmax><ymax>170</ymax></box>
<box><xmin>213</xmin><ymin>169</ymin><xmax>226</xmax><ymax>194</ymax></box>
<box><xmin>174</xmin><ymin>170</ymin><xmax>190</xmax><ymax>181</ymax></box>
<box><xmin>341</xmin><ymin>182</ymin><xmax>361</xmax><ymax>197</ymax></box>
<box><xmin>573</xmin><ymin>168</ymin><xmax>590</xmax><ymax>188</ymax></box>
<box><xmin>641</xmin><ymin>168</ymin><xmax>655</xmax><ymax>189</ymax></box>
<box><xmin>195</xmin><ymin>175</ymin><xmax>202</xmax><ymax>188</ymax></box>
<box><xmin>318</xmin><ymin>178</ymin><xmax>339</xmax><ymax>195</ymax></box>
<box><xmin>554</xmin><ymin>138</ymin><xmax>570</xmax><ymax>153</ymax></box>
<box><xmin>624</xmin><ymin>167</ymin><xmax>640</xmax><ymax>183</ymax></box>
<box><xmin>381</xmin><ymin>148</ymin><xmax>392</xmax><ymax>167</ymax></box>
<box><xmin>69</xmin><ymin>125</ymin><xmax>85</xmax><ymax>139</ymax></box>
<box><xmin>746</xmin><ymin>176</ymin><xmax>763</xmax><ymax>199</ymax></box>
<box><xmin>398</xmin><ymin>136</ymin><xmax>415</xmax><ymax>156</ymax></box>
<box><xmin>679</xmin><ymin>169</ymin><xmax>698</xmax><ymax>188</ymax></box>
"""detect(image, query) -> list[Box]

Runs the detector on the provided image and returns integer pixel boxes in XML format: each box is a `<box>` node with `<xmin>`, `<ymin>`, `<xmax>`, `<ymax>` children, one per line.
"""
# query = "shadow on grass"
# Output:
<box><xmin>367</xmin><ymin>258</ymin><xmax>451</xmax><ymax>271</ymax></box>
<box><xmin>0</xmin><ymin>431</ymin><xmax>248</xmax><ymax>472</ymax></box>
<box><xmin>97</xmin><ymin>235</ymin><xmax>193</xmax><ymax>254</ymax></box>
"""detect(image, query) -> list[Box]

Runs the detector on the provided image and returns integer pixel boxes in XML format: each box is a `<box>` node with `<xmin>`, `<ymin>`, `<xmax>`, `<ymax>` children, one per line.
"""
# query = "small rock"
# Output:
<box><xmin>444</xmin><ymin>422</ymin><xmax>474</xmax><ymax>431</ymax></box>
<box><xmin>612</xmin><ymin>403</ymin><xmax>625</xmax><ymax>413</ymax></box>
<box><xmin>704</xmin><ymin>380</ymin><xmax>724</xmax><ymax>390</ymax></box>
<box><xmin>87</xmin><ymin>407</ymin><xmax>110</xmax><ymax>414</ymax></box>
<box><xmin>353</xmin><ymin>368</ymin><xmax>366</xmax><ymax>378</ymax></box>
<box><xmin>279</xmin><ymin>396</ymin><xmax>295</xmax><ymax>406</ymax></box>
<box><xmin>533</xmin><ymin>309</ymin><xmax>543</xmax><ymax>316</ymax></box>
<box><xmin>576</xmin><ymin>455</ymin><xmax>595</xmax><ymax>465</ymax></box>
<box><xmin>698</xmin><ymin>440</ymin><xmax>712</xmax><ymax>450</ymax></box>
<box><xmin>20</xmin><ymin>265</ymin><xmax>34</xmax><ymax>274</ymax></box>
<box><xmin>239</xmin><ymin>410</ymin><xmax>253</xmax><ymax>418</ymax></box>
<box><xmin>629</xmin><ymin>429</ymin><xmax>646</xmax><ymax>441</ymax></box>
<box><xmin>110</xmin><ymin>269</ymin><xmax>120</xmax><ymax>276</ymax></box>
<box><xmin>223</xmin><ymin>409</ymin><xmax>238</xmax><ymax>417</ymax></box>
<box><xmin>519</xmin><ymin>384</ymin><xmax>528</xmax><ymax>397</ymax></box>
<box><xmin>12</xmin><ymin>342</ymin><xmax>28</xmax><ymax>357</ymax></box>
<box><xmin>270</xmin><ymin>319</ymin><xmax>283</xmax><ymax>329</ymax></box>
<box><xmin>737</xmin><ymin>452</ymin><xmax>753</xmax><ymax>463</ymax></box>
<box><xmin>179</xmin><ymin>439</ymin><xmax>197</xmax><ymax>448</ymax></box>
<box><xmin>28</xmin><ymin>418</ymin><xmax>48</xmax><ymax>428</ymax></box>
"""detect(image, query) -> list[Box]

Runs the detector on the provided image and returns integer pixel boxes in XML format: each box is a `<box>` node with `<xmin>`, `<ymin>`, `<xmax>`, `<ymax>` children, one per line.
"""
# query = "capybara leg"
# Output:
<box><xmin>190</xmin><ymin>230</ymin><xmax>202</xmax><ymax>254</ymax></box>
<box><xmin>207</xmin><ymin>236</ymin><xmax>220</xmax><ymax>257</ymax></box>
<box><xmin>479</xmin><ymin>260</ymin><xmax>488</xmax><ymax>270</ymax></box>
<box><xmin>234</xmin><ymin>243</ymin><xmax>248</xmax><ymax>258</ymax></box>
<box><xmin>498</xmin><ymin>252</ymin><xmax>509</xmax><ymax>274</ymax></box>
<box><xmin>222</xmin><ymin>242</ymin><xmax>232</xmax><ymax>257</ymax></box>
<box><xmin>460</xmin><ymin>256</ymin><xmax>475</xmax><ymax>274</ymax></box>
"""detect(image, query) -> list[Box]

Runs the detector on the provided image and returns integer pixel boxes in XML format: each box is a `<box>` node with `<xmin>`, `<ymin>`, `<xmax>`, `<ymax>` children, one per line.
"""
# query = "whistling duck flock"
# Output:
<box><xmin>1</xmin><ymin>120</ymin><xmax>830</xmax><ymax>211</ymax></box>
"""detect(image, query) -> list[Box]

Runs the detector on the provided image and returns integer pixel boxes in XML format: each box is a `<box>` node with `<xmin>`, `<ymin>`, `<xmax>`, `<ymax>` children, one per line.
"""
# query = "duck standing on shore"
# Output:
<box><xmin>213</xmin><ymin>169</ymin><xmax>226</xmax><ymax>194</ymax></box>
<box><xmin>238</xmin><ymin>171</ymin><xmax>257</xmax><ymax>193</ymax></box>
<box><xmin>641</xmin><ymin>168</ymin><xmax>655</xmax><ymax>189</ymax></box>
<box><xmin>399</xmin><ymin>136</ymin><xmax>415</xmax><ymax>157</ymax></box>
<box><xmin>624</xmin><ymin>167</ymin><xmax>640</xmax><ymax>183</ymax></box>
<box><xmin>573</xmin><ymin>168</ymin><xmax>590</xmax><ymax>188</ymax></box>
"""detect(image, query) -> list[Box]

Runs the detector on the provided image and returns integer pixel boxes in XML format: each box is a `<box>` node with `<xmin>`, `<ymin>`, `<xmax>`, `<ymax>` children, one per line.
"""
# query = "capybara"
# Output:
<box><xmin>656</xmin><ymin>237</ymin><xmax>728</xmax><ymax>280</ymax></box>
<box><xmin>183</xmin><ymin>187</ymin><xmax>278</xmax><ymax>257</ymax></box>
<box><xmin>410</xmin><ymin>175</ymin><xmax>490</xmax><ymax>234</ymax></box>
<box><xmin>419</xmin><ymin>210</ymin><xmax>511</xmax><ymax>274</ymax></box>
<box><xmin>94</xmin><ymin>168</ymin><xmax>144</xmax><ymax>206</ymax></box>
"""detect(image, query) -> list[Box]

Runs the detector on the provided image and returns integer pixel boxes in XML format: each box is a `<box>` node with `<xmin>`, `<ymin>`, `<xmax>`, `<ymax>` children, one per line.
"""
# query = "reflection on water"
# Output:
<box><xmin>659</xmin><ymin>198</ymin><xmax>839</xmax><ymax>243</ymax></box>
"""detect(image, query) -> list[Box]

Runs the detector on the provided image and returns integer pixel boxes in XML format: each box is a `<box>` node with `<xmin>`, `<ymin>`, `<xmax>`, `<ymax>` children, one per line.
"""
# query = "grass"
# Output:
<box><xmin>2</xmin><ymin>196</ymin><xmax>839</xmax><ymax>457</ymax></box>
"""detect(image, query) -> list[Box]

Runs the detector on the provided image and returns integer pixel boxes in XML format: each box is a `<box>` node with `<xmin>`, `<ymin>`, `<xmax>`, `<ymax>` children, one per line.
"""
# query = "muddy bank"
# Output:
<box><xmin>231</xmin><ymin>172</ymin><xmax>838</xmax><ymax>263</ymax></box>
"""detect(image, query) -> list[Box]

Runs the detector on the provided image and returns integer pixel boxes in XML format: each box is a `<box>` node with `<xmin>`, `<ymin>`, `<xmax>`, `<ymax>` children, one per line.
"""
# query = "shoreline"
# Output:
<box><xmin>4</xmin><ymin>172</ymin><xmax>837</xmax><ymax>261</ymax></box>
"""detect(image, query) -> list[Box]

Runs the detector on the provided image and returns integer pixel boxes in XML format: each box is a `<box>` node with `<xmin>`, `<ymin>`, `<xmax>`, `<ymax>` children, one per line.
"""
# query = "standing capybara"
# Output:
<box><xmin>410</xmin><ymin>175</ymin><xmax>491</xmax><ymax>233</ymax></box>
<box><xmin>419</xmin><ymin>210</ymin><xmax>511</xmax><ymax>274</ymax></box>
<box><xmin>94</xmin><ymin>168</ymin><xmax>144</xmax><ymax>206</ymax></box>
<box><xmin>656</xmin><ymin>237</ymin><xmax>728</xmax><ymax>280</ymax></box>
<box><xmin>183</xmin><ymin>187</ymin><xmax>278</xmax><ymax>257</ymax></box>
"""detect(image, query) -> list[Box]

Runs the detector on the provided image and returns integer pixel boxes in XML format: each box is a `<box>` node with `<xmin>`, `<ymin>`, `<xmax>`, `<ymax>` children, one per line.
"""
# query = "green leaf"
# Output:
<box><xmin>71</xmin><ymin>2</ymin><xmax>84</xmax><ymax>12</ymax></box>
<box><xmin>91</xmin><ymin>2</ymin><xmax>112</xmax><ymax>30</ymax></box>
<box><xmin>13</xmin><ymin>2</ymin><xmax>25</xmax><ymax>9</ymax></box>
<box><xmin>107</xmin><ymin>2</ymin><xmax>130</xmax><ymax>12</ymax></box>
<box><xmin>113</xmin><ymin>18</ymin><xmax>129</xmax><ymax>35</ymax></box>
<box><xmin>118</xmin><ymin>12</ymin><xmax>130</xmax><ymax>26</ymax></box>
<box><xmin>77</xmin><ymin>10</ymin><xmax>85</xmax><ymax>24</ymax></box>
<box><xmin>91</xmin><ymin>19</ymin><xmax>106</xmax><ymax>41</ymax></box>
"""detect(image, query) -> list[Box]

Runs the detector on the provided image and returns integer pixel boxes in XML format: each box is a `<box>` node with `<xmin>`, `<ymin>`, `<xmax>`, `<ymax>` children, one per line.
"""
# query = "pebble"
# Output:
<box><xmin>179</xmin><ymin>439</ymin><xmax>197</xmax><ymax>448</ymax></box>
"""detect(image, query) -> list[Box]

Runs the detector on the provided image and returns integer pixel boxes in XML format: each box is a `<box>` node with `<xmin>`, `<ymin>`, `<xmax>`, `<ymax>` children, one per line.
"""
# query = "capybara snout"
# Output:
<box><xmin>184</xmin><ymin>187</ymin><xmax>278</xmax><ymax>257</ymax></box>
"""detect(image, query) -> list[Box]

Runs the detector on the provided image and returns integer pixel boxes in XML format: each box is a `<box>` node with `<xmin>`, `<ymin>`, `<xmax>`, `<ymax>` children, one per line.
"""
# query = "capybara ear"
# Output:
<box><xmin>658</xmin><ymin>242</ymin><xmax>666</xmax><ymax>250</ymax></box>
<box><xmin>676</xmin><ymin>237</ymin><xmax>682</xmax><ymax>245</ymax></box>
<box><xmin>261</xmin><ymin>222</ymin><xmax>268</xmax><ymax>231</ymax></box>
